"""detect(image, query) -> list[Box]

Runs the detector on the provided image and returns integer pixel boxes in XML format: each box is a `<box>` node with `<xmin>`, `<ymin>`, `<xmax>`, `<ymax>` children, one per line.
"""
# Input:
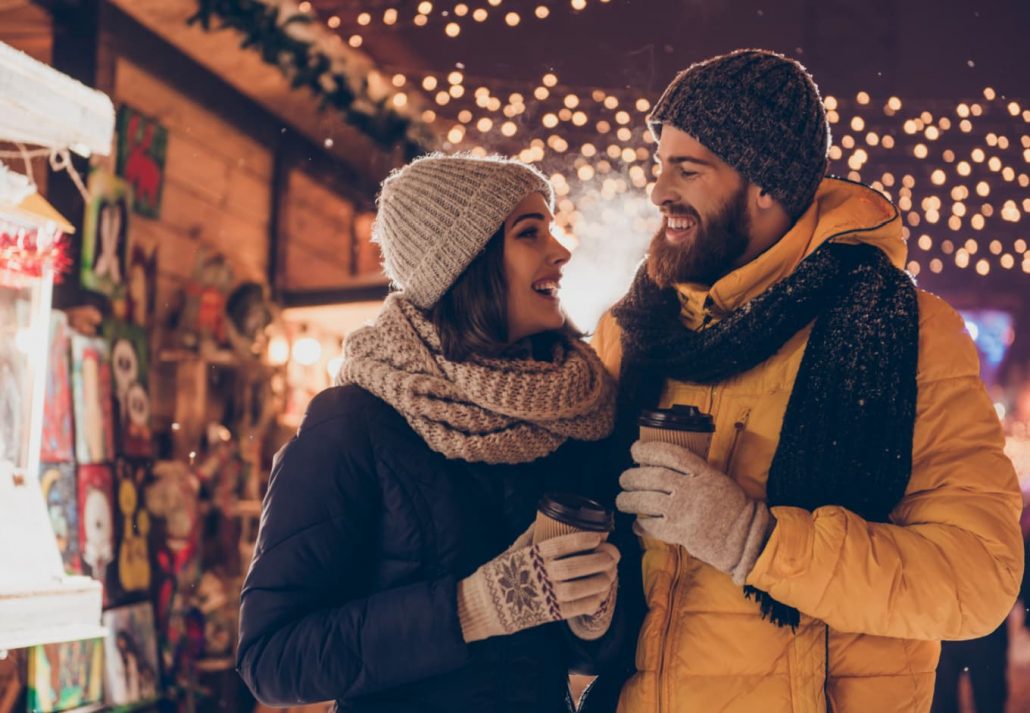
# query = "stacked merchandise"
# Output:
<box><xmin>21</xmin><ymin>166</ymin><xmax>264</xmax><ymax>713</ymax></box>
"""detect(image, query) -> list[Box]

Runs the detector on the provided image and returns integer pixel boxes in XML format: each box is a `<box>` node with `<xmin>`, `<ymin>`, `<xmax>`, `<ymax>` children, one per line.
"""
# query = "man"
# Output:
<box><xmin>593</xmin><ymin>49</ymin><xmax>1024</xmax><ymax>713</ymax></box>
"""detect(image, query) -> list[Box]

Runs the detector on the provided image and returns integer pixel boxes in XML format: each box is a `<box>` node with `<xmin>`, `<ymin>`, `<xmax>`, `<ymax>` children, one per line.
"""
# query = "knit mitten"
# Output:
<box><xmin>565</xmin><ymin>578</ymin><xmax>617</xmax><ymax>640</ymax></box>
<box><xmin>457</xmin><ymin>531</ymin><xmax>619</xmax><ymax>643</ymax></box>
<box><xmin>617</xmin><ymin>440</ymin><xmax>772</xmax><ymax>585</ymax></box>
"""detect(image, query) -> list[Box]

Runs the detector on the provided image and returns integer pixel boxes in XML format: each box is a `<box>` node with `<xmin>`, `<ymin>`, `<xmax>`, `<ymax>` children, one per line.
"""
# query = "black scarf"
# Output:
<box><xmin>612</xmin><ymin>242</ymin><xmax>919</xmax><ymax>627</ymax></box>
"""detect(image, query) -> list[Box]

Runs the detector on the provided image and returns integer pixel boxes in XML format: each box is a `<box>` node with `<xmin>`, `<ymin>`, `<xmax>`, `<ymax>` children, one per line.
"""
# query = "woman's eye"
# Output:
<box><xmin>518</xmin><ymin>227</ymin><xmax>539</xmax><ymax>239</ymax></box>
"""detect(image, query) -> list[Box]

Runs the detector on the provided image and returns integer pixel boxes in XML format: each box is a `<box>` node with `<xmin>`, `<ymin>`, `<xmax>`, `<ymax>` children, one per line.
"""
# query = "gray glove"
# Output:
<box><xmin>616</xmin><ymin>440</ymin><xmax>772</xmax><ymax>585</ymax></box>
<box><xmin>457</xmin><ymin>531</ymin><xmax>619</xmax><ymax>643</ymax></box>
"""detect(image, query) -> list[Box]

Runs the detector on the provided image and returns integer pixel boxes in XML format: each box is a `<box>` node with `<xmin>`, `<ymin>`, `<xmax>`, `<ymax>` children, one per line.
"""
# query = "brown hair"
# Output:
<box><xmin>430</xmin><ymin>226</ymin><xmax>580</xmax><ymax>362</ymax></box>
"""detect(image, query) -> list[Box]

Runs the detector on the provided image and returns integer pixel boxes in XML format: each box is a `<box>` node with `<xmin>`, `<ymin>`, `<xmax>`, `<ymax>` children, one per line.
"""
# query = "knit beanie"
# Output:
<box><xmin>373</xmin><ymin>152</ymin><xmax>555</xmax><ymax>308</ymax></box>
<box><xmin>647</xmin><ymin>48</ymin><xmax>830</xmax><ymax>219</ymax></box>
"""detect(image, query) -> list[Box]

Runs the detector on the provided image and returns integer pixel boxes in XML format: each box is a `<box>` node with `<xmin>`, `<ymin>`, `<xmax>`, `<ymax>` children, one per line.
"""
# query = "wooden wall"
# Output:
<box><xmin>111</xmin><ymin>57</ymin><xmax>273</xmax><ymax>327</ymax></box>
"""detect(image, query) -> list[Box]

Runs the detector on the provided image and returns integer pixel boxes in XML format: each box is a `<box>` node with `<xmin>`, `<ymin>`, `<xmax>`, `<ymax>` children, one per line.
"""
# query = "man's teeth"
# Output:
<box><xmin>532</xmin><ymin>280</ymin><xmax>559</xmax><ymax>295</ymax></box>
<box><xmin>667</xmin><ymin>216</ymin><xmax>695</xmax><ymax>231</ymax></box>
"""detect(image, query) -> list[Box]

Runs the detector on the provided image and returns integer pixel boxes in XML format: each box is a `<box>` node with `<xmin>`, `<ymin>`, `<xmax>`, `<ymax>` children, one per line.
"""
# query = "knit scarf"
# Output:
<box><xmin>339</xmin><ymin>293</ymin><xmax>616</xmax><ymax>464</ymax></box>
<box><xmin>612</xmin><ymin>242</ymin><xmax>919</xmax><ymax>627</ymax></box>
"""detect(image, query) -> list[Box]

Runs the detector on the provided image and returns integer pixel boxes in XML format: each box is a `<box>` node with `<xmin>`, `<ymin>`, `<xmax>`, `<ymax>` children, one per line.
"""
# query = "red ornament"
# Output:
<box><xmin>0</xmin><ymin>218</ymin><xmax>71</xmax><ymax>284</ymax></box>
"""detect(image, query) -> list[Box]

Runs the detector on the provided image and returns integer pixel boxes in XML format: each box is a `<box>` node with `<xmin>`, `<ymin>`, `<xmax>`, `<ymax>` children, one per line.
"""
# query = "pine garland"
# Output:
<box><xmin>188</xmin><ymin>0</ymin><xmax>430</xmax><ymax>157</ymax></box>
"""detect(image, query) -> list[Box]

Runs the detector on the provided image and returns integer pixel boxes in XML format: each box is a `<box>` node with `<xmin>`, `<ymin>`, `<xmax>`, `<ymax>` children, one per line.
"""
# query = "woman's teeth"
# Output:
<box><xmin>532</xmin><ymin>280</ymin><xmax>559</xmax><ymax>296</ymax></box>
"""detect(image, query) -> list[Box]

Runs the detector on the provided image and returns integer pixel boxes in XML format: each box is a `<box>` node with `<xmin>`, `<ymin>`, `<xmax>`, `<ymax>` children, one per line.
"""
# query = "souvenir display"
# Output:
<box><xmin>39</xmin><ymin>462</ymin><xmax>80</xmax><ymax>575</ymax></box>
<box><xmin>225</xmin><ymin>282</ymin><xmax>271</xmax><ymax>359</ymax></box>
<box><xmin>80</xmin><ymin>168</ymin><xmax>131</xmax><ymax>301</ymax></box>
<box><xmin>77</xmin><ymin>464</ymin><xmax>114</xmax><ymax>587</ymax></box>
<box><xmin>105</xmin><ymin>320</ymin><xmax>152</xmax><ymax>457</ymax></box>
<box><xmin>101</xmin><ymin>602</ymin><xmax>160</xmax><ymax>706</ymax></box>
<box><xmin>40</xmin><ymin>311</ymin><xmax>74</xmax><ymax>462</ymax></box>
<box><xmin>108</xmin><ymin>458</ymin><xmax>153</xmax><ymax>605</ymax></box>
<box><xmin>175</xmin><ymin>248</ymin><xmax>233</xmax><ymax>351</ymax></box>
<box><xmin>125</xmin><ymin>240</ymin><xmax>157</xmax><ymax>327</ymax></box>
<box><xmin>115</xmin><ymin>105</ymin><xmax>167</xmax><ymax>218</ymax></box>
<box><xmin>145</xmin><ymin>461</ymin><xmax>203</xmax><ymax>688</ymax></box>
<box><xmin>70</xmin><ymin>334</ymin><xmax>115</xmax><ymax>464</ymax></box>
<box><xmin>25</xmin><ymin>638</ymin><xmax>104</xmax><ymax>713</ymax></box>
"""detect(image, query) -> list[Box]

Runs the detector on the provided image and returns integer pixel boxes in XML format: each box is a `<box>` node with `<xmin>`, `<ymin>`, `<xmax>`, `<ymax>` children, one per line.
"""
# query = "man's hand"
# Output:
<box><xmin>616</xmin><ymin>440</ymin><xmax>772</xmax><ymax>585</ymax></box>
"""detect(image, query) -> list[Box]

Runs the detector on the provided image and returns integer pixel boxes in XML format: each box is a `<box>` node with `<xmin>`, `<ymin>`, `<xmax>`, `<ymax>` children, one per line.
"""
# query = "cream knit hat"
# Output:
<box><xmin>373</xmin><ymin>152</ymin><xmax>555</xmax><ymax>308</ymax></box>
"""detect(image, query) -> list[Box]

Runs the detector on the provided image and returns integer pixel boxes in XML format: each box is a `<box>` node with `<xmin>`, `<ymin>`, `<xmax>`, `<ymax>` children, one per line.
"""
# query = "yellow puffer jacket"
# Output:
<box><xmin>593</xmin><ymin>178</ymin><xmax>1024</xmax><ymax>713</ymax></box>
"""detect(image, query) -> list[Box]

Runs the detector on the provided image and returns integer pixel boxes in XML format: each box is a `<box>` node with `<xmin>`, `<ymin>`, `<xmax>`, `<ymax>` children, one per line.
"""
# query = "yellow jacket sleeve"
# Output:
<box><xmin>591</xmin><ymin>311</ymin><xmax>624</xmax><ymax>379</ymax></box>
<box><xmin>746</xmin><ymin>292</ymin><xmax>1024</xmax><ymax>640</ymax></box>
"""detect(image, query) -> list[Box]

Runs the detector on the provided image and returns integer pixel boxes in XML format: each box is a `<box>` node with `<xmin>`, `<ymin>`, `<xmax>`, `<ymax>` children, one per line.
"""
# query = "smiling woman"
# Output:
<box><xmin>236</xmin><ymin>153</ymin><xmax>630</xmax><ymax>713</ymax></box>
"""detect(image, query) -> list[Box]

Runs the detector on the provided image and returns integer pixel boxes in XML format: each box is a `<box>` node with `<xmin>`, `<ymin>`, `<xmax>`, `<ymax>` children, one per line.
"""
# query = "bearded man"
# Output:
<box><xmin>592</xmin><ymin>48</ymin><xmax>1024</xmax><ymax>713</ymax></box>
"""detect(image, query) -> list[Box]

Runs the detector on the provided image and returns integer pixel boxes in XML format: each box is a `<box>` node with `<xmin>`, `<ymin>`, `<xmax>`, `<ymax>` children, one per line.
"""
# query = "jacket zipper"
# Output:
<box><xmin>724</xmin><ymin>408</ymin><xmax>752</xmax><ymax>473</ymax></box>
<box><xmin>657</xmin><ymin>545</ymin><xmax>681</xmax><ymax>713</ymax></box>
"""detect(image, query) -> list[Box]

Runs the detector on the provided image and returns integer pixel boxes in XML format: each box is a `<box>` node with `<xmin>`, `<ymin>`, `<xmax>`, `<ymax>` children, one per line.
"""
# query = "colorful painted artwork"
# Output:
<box><xmin>125</xmin><ymin>239</ymin><xmax>157</xmax><ymax>327</ymax></box>
<box><xmin>25</xmin><ymin>638</ymin><xmax>104</xmax><ymax>713</ymax></box>
<box><xmin>39</xmin><ymin>462</ymin><xmax>80</xmax><ymax>575</ymax></box>
<box><xmin>40</xmin><ymin>311</ymin><xmax>75</xmax><ymax>462</ymax></box>
<box><xmin>108</xmin><ymin>458</ymin><xmax>152</xmax><ymax>604</ymax></box>
<box><xmin>145</xmin><ymin>461</ymin><xmax>203</xmax><ymax>688</ymax></box>
<box><xmin>81</xmin><ymin>168</ymin><xmax>132</xmax><ymax>300</ymax></box>
<box><xmin>77</xmin><ymin>464</ymin><xmax>114</xmax><ymax>588</ymax></box>
<box><xmin>176</xmin><ymin>247</ymin><xmax>233</xmax><ymax>351</ymax></box>
<box><xmin>101</xmin><ymin>602</ymin><xmax>160</xmax><ymax>706</ymax></box>
<box><xmin>116</xmin><ymin>105</ymin><xmax>167</xmax><ymax>218</ymax></box>
<box><xmin>70</xmin><ymin>334</ymin><xmax>115</xmax><ymax>464</ymax></box>
<box><xmin>105</xmin><ymin>320</ymin><xmax>152</xmax><ymax>458</ymax></box>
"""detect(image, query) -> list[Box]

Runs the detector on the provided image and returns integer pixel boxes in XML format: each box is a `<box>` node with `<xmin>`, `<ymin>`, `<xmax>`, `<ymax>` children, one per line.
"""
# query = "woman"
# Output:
<box><xmin>237</xmin><ymin>154</ymin><xmax>625</xmax><ymax>712</ymax></box>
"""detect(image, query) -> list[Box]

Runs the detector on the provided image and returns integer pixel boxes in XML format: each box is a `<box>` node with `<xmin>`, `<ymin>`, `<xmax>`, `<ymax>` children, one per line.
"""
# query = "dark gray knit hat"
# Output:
<box><xmin>647</xmin><ymin>48</ymin><xmax>830</xmax><ymax>219</ymax></box>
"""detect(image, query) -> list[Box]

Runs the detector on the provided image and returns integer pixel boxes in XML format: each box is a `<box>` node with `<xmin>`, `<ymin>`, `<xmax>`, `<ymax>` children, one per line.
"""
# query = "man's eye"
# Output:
<box><xmin>680</xmin><ymin>170</ymin><xmax>696</xmax><ymax>178</ymax></box>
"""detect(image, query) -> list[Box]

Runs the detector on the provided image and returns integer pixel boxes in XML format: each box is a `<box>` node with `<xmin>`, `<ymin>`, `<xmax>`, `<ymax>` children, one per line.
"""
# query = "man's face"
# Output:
<box><xmin>647</xmin><ymin>126</ymin><xmax>753</xmax><ymax>287</ymax></box>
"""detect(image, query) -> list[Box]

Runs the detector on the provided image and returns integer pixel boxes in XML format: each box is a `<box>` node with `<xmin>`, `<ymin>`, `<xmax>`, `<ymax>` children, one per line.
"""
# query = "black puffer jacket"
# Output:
<box><xmin>237</xmin><ymin>385</ymin><xmax>637</xmax><ymax>713</ymax></box>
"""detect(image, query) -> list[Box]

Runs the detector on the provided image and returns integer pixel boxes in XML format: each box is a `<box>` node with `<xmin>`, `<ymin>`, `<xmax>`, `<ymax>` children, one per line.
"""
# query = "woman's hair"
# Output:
<box><xmin>430</xmin><ymin>225</ymin><xmax>580</xmax><ymax>361</ymax></box>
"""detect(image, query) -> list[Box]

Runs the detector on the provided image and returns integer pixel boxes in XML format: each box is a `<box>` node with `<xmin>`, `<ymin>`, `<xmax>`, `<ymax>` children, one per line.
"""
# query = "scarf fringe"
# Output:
<box><xmin>744</xmin><ymin>585</ymin><xmax>800</xmax><ymax>630</ymax></box>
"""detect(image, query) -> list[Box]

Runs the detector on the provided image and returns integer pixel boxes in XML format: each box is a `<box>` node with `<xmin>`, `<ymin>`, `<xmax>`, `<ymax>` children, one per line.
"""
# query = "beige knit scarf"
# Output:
<box><xmin>338</xmin><ymin>294</ymin><xmax>616</xmax><ymax>464</ymax></box>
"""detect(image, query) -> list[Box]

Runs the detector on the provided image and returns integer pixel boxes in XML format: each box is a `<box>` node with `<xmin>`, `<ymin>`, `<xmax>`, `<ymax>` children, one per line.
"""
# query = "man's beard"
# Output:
<box><xmin>646</xmin><ymin>183</ymin><xmax>751</xmax><ymax>288</ymax></box>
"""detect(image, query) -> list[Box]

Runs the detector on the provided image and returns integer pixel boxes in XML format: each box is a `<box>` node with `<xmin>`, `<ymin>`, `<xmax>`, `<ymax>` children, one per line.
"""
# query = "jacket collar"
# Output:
<box><xmin>674</xmin><ymin>177</ymin><xmax>906</xmax><ymax>330</ymax></box>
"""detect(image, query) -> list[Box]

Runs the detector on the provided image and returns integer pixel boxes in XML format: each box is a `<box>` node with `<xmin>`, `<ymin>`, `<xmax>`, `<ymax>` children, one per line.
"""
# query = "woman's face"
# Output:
<box><xmin>502</xmin><ymin>192</ymin><xmax>571</xmax><ymax>343</ymax></box>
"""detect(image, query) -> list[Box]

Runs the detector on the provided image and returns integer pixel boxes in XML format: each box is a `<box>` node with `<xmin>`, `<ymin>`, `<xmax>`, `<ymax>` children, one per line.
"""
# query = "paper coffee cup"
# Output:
<box><xmin>638</xmin><ymin>405</ymin><xmax>715</xmax><ymax>460</ymax></box>
<box><xmin>532</xmin><ymin>493</ymin><xmax>614</xmax><ymax>545</ymax></box>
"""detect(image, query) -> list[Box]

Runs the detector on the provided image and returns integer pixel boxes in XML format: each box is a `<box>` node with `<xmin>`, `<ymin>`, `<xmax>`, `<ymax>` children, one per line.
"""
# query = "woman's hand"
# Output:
<box><xmin>457</xmin><ymin>531</ymin><xmax>620</xmax><ymax>643</ymax></box>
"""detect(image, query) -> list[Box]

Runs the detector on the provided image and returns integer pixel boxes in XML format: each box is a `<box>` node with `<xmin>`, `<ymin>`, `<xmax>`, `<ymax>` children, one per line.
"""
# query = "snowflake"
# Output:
<box><xmin>497</xmin><ymin>555</ymin><xmax>537</xmax><ymax>613</ymax></box>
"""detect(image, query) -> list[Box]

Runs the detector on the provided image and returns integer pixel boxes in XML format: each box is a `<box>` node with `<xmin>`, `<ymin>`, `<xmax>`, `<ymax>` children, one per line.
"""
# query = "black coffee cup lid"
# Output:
<box><xmin>537</xmin><ymin>493</ymin><xmax>614</xmax><ymax>532</ymax></box>
<box><xmin>639</xmin><ymin>404</ymin><xmax>715</xmax><ymax>432</ymax></box>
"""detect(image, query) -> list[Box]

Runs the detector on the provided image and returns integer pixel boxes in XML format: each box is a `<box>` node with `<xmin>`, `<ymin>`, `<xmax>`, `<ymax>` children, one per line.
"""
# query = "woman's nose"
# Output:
<box><xmin>547</xmin><ymin>232</ymin><xmax>572</xmax><ymax>265</ymax></box>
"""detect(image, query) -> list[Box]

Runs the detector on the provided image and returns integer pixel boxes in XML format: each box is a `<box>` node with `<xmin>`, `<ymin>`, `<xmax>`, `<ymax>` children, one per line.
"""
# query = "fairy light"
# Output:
<box><xmin>348</xmin><ymin>35</ymin><xmax>362</xmax><ymax>47</ymax></box>
<box><xmin>535</xmin><ymin>6</ymin><xmax>550</xmax><ymax>19</ymax></box>
<box><xmin>422</xmin><ymin>75</ymin><xmax>1020</xmax><ymax>282</ymax></box>
<box><xmin>445</xmin><ymin>22</ymin><xmax>461</xmax><ymax>36</ymax></box>
<box><xmin>357</xmin><ymin>12</ymin><xmax>371</xmax><ymax>25</ymax></box>
<box><xmin>505</xmin><ymin>12</ymin><xmax>521</xmax><ymax>26</ymax></box>
<box><xmin>327</xmin><ymin>15</ymin><xmax>341</xmax><ymax>28</ymax></box>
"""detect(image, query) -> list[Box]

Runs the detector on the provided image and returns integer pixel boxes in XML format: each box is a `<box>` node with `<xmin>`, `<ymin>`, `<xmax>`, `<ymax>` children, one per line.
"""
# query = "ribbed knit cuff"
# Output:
<box><xmin>566</xmin><ymin>582</ymin><xmax>617</xmax><ymax>641</ymax></box>
<box><xmin>456</xmin><ymin>576</ymin><xmax>498</xmax><ymax>643</ymax></box>
<box><xmin>731</xmin><ymin>502</ymin><xmax>773</xmax><ymax>585</ymax></box>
